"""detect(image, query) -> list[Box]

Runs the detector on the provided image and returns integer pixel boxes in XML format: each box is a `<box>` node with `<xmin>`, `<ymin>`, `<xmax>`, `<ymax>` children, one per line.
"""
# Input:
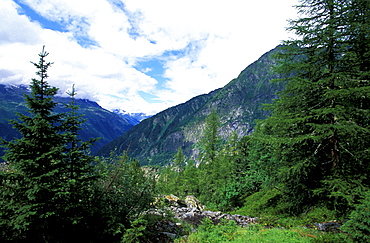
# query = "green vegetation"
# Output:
<box><xmin>158</xmin><ymin>0</ymin><xmax>370</xmax><ymax>242</ymax></box>
<box><xmin>0</xmin><ymin>47</ymin><xmax>156</xmax><ymax>242</ymax></box>
<box><xmin>341</xmin><ymin>189</ymin><xmax>370</xmax><ymax>242</ymax></box>
<box><xmin>157</xmin><ymin>110</ymin><xmax>246</xmax><ymax>210</ymax></box>
<box><xmin>1</xmin><ymin>0</ymin><xmax>369</xmax><ymax>242</ymax></box>
<box><xmin>176</xmin><ymin>217</ymin><xmax>335</xmax><ymax>243</ymax></box>
<box><xmin>254</xmin><ymin>0</ymin><xmax>370</xmax><ymax>216</ymax></box>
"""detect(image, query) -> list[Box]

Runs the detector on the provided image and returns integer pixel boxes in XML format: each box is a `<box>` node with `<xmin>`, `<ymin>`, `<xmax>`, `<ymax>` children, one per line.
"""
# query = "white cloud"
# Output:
<box><xmin>0</xmin><ymin>0</ymin><xmax>299</xmax><ymax>115</ymax></box>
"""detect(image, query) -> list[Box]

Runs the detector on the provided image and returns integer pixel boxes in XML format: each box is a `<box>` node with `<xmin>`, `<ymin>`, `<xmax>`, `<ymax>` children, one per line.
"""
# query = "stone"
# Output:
<box><xmin>164</xmin><ymin>194</ymin><xmax>187</xmax><ymax>207</ymax></box>
<box><xmin>314</xmin><ymin>221</ymin><xmax>343</xmax><ymax>232</ymax></box>
<box><xmin>185</xmin><ymin>195</ymin><xmax>205</xmax><ymax>211</ymax></box>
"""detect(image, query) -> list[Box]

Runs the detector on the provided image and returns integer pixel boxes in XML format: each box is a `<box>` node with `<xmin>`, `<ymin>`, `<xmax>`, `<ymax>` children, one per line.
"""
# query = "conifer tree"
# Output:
<box><xmin>62</xmin><ymin>84</ymin><xmax>97</xmax><ymax>198</ymax></box>
<box><xmin>0</xmin><ymin>47</ymin><xmax>99</xmax><ymax>241</ymax></box>
<box><xmin>0</xmin><ymin>47</ymin><xmax>68</xmax><ymax>240</ymax></box>
<box><xmin>181</xmin><ymin>159</ymin><xmax>200</xmax><ymax>195</ymax></box>
<box><xmin>174</xmin><ymin>147</ymin><xmax>186</xmax><ymax>171</ymax></box>
<box><xmin>199</xmin><ymin>109</ymin><xmax>222</xmax><ymax>164</ymax></box>
<box><xmin>258</xmin><ymin>0</ymin><xmax>370</xmax><ymax>213</ymax></box>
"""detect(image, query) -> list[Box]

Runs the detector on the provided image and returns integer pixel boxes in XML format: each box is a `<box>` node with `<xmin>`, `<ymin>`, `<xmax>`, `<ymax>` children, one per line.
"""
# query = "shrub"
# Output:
<box><xmin>341</xmin><ymin>190</ymin><xmax>370</xmax><ymax>242</ymax></box>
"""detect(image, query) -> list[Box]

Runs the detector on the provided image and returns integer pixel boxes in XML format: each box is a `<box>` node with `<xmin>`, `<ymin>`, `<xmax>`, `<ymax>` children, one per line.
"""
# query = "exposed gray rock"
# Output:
<box><xmin>185</xmin><ymin>195</ymin><xmax>205</xmax><ymax>211</ymax></box>
<box><xmin>167</xmin><ymin>205</ymin><xmax>257</xmax><ymax>228</ymax></box>
<box><xmin>314</xmin><ymin>221</ymin><xmax>343</xmax><ymax>232</ymax></box>
<box><xmin>146</xmin><ymin>195</ymin><xmax>258</xmax><ymax>241</ymax></box>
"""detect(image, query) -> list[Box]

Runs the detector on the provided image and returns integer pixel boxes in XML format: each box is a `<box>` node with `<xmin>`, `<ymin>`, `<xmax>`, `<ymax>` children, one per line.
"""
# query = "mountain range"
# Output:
<box><xmin>1</xmin><ymin>46</ymin><xmax>285</xmax><ymax>165</ymax></box>
<box><xmin>0</xmin><ymin>84</ymin><xmax>136</xmax><ymax>158</ymax></box>
<box><xmin>97</xmin><ymin>46</ymin><xmax>285</xmax><ymax>165</ymax></box>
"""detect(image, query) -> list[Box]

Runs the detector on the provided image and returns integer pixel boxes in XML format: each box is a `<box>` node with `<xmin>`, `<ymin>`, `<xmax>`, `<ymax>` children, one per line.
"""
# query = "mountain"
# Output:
<box><xmin>0</xmin><ymin>84</ymin><xmax>135</xmax><ymax>158</ymax></box>
<box><xmin>112</xmin><ymin>109</ymin><xmax>152</xmax><ymax>125</ymax></box>
<box><xmin>97</xmin><ymin>46</ymin><xmax>285</xmax><ymax>165</ymax></box>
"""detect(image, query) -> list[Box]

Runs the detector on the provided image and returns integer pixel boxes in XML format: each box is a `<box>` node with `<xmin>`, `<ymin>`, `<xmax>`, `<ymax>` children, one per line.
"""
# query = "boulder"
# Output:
<box><xmin>164</xmin><ymin>194</ymin><xmax>187</xmax><ymax>207</ymax></box>
<box><xmin>185</xmin><ymin>195</ymin><xmax>205</xmax><ymax>211</ymax></box>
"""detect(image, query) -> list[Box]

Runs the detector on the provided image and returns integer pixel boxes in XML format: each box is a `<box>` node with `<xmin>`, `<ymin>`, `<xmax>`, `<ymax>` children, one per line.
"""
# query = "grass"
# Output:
<box><xmin>177</xmin><ymin>188</ymin><xmax>351</xmax><ymax>242</ymax></box>
<box><xmin>176</xmin><ymin>218</ymin><xmax>327</xmax><ymax>243</ymax></box>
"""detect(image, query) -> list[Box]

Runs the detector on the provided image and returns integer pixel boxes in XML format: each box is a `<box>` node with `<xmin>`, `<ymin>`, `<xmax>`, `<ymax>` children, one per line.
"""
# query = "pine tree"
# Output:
<box><xmin>257</xmin><ymin>0</ymin><xmax>370</xmax><ymax>214</ymax></box>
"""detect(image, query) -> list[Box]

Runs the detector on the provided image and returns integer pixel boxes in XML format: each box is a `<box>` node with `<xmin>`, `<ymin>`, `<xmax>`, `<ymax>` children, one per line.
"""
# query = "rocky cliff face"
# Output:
<box><xmin>97</xmin><ymin>46</ymin><xmax>285</xmax><ymax>165</ymax></box>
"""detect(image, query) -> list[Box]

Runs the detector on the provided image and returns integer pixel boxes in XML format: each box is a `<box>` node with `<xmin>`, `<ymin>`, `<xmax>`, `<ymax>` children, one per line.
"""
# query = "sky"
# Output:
<box><xmin>0</xmin><ymin>0</ymin><xmax>299</xmax><ymax>115</ymax></box>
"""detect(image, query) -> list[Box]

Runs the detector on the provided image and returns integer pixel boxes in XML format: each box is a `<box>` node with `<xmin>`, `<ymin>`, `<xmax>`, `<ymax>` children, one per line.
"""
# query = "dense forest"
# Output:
<box><xmin>1</xmin><ymin>0</ymin><xmax>369</xmax><ymax>242</ymax></box>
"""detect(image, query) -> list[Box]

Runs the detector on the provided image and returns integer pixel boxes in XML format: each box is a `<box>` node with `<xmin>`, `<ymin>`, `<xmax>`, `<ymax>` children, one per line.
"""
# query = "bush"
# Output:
<box><xmin>341</xmin><ymin>190</ymin><xmax>370</xmax><ymax>242</ymax></box>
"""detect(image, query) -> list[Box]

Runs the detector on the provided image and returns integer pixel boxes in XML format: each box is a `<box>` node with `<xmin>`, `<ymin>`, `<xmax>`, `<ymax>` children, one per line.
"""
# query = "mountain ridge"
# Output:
<box><xmin>0</xmin><ymin>84</ymin><xmax>137</xmax><ymax>157</ymax></box>
<box><xmin>97</xmin><ymin>46</ymin><xmax>285</xmax><ymax>165</ymax></box>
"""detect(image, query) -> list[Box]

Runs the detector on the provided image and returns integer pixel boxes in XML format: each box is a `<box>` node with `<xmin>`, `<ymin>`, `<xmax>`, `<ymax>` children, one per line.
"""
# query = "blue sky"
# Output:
<box><xmin>14</xmin><ymin>1</ymin><xmax>65</xmax><ymax>32</ymax></box>
<box><xmin>0</xmin><ymin>0</ymin><xmax>298</xmax><ymax>115</ymax></box>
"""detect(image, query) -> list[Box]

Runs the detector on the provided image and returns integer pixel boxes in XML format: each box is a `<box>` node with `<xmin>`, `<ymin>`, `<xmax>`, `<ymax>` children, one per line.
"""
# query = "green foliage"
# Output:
<box><xmin>178</xmin><ymin>218</ymin><xmax>315</xmax><ymax>243</ymax></box>
<box><xmin>158</xmin><ymin>113</ymin><xmax>273</xmax><ymax>211</ymax></box>
<box><xmin>253</xmin><ymin>0</ymin><xmax>370</xmax><ymax>214</ymax></box>
<box><xmin>0</xmin><ymin>47</ymin><xmax>83</xmax><ymax>241</ymax></box>
<box><xmin>198</xmin><ymin>109</ymin><xmax>222</xmax><ymax>163</ymax></box>
<box><xmin>0</xmin><ymin>47</ymin><xmax>156</xmax><ymax>242</ymax></box>
<box><xmin>233</xmin><ymin>188</ymin><xmax>284</xmax><ymax>218</ymax></box>
<box><xmin>157</xmin><ymin>111</ymin><xmax>249</xmax><ymax>210</ymax></box>
<box><xmin>95</xmin><ymin>152</ymin><xmax>156</xmax><ymax>229</ymax></box>
<box><xmin>341</xmin><ymin>190</ymin><xmax>370</xmax><ymax>242</ymax></box>
<box><xmin>121</xmin><ymin>217</ymin><xmax>148</xmax><ymax>243</ymax></box>
<box><xmin>174</xmin><ymin>147</ymin><xmax>186</xmax><ymax>169</ymax></box>
<box><xmin>179</xmin><ymin>218</ymin><xmax>240</xmax><ymax>242</ymax></box>
<box><xmin>157</xmin><ymin>149</ymin><xmax>199</xmax><ymax>197</ymax></box>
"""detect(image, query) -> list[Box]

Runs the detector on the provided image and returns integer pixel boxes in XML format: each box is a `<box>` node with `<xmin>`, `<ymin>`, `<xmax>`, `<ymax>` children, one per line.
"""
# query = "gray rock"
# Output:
<box><xmin>314</xmin><ymin>221</ymin><xmax>342</xmax><ymax>232</ymax></box>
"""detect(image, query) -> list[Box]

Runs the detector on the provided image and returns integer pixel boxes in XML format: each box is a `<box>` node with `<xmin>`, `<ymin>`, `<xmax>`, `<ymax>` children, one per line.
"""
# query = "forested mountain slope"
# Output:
<box><xmin>0</xmin><ymin>84</ymin><xmax>134</xmax><ymax>156</ymax></box>
<box><xmin>97</xmin><ymin>46</ymin><xmax>285</xmax><ymax>165</ymax></box>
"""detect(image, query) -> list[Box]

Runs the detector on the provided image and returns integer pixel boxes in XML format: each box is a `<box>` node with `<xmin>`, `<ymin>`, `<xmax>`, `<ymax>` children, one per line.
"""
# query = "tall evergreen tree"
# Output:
<box><xmin>0</xmin><ymin>47</ymin><xmax>99</xmax><ymax>241</ymax></box>
<box><xmin>199</xmin><ymin>109</ymin><xmax>222</xmax><ymax>164</ymax></box>
<box><xmin>0</xmin><ymin>47</ymin><xmax>68</xmax><ymax>240</ymax></box>
<box><xmin>257</xmin><ymin>0</ymin><xmax>370</xmax><ymax>214</ymax></box>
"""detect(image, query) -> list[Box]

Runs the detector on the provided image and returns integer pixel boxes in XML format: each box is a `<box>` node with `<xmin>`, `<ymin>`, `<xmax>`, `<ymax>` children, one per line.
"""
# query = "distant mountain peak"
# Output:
<box><xmin>112</xmin><ymin>109</ymin><xmax>152</xmax><ymax>125</ymax></box>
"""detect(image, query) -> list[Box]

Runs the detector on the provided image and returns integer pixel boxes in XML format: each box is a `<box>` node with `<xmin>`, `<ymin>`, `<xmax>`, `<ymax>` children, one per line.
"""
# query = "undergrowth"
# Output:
<box><xmin>176</xmin><ymin>218</ymin><xmax>328</xmax><ymax>243</ymax></box>
<box><xmin>178</xmin><ymin>188</ymin><xmax>353</xmax><ymax>242</ymax></box>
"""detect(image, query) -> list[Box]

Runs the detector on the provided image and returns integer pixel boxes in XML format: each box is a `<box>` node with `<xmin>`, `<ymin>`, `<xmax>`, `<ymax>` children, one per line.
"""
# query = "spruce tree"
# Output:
<box><xmin>0</xmin><ymin>47</ymin><xmax>68</xmax><ymax>240</ymax></box>
<box><xmin>257</xmin><ymin>0</ymin><xmax>370</xmax><ymax>214</ymax></box>
<box><xmin>0</xmin><ymin>47</ymin><xmax>99</xmax><ymax>241</ymax></box>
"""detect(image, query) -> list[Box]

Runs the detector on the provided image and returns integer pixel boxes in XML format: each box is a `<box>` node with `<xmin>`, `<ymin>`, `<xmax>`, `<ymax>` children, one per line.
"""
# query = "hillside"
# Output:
<box><xmin>0</xmin><ymin>84</ymin><xmax>134</xmax><ymax>157</ymax></box>
<box><xmin>97</xmin><ymin>46</ymin><xmax>285</xmax><ymax>165</ymax></box>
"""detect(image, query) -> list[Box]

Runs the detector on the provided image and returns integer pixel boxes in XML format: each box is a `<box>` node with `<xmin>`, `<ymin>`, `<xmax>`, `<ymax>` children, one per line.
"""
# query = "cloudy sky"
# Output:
<box><xmin>0</xmin><ymin>0</ymin><xmax>299</xmax><ymax>115</ymax></box>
